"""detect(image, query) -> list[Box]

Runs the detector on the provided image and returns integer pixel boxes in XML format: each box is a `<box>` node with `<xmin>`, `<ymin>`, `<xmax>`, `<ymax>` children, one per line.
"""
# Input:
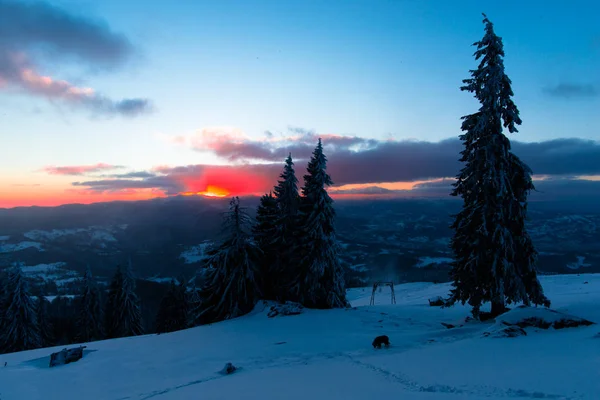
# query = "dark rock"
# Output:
<box><xmin>220</xmin><ymin>362</ymin><xmax>237</xmax><ymax>375</ymax></box>
<box><xmin>267</xmin><ymin>301</ymin><xmax>304</xmax><ymax>318</ymax></box>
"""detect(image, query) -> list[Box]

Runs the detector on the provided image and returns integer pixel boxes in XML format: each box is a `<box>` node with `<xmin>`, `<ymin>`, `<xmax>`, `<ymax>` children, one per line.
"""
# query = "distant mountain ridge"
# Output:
<box><xmin>0</xmin><ymin>196</ymin><xmax>598</xmax><ymax>293</ymax></box>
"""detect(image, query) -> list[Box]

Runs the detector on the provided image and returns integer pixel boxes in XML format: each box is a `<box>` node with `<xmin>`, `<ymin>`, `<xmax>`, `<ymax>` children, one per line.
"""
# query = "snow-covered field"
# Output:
<box><xmin>0</xmin><ymin>241</ymin><xmax>44</xmax><ymax>253</ymax></box>
<box><xmin>19</xmin><ymin>262</ymin><xmax>79</xmax><ymax>286</ymax></box>
<box><xmin>1</xmin><ymin>274</ymin><xmax>600</xmax><ymax>400</ymax></box>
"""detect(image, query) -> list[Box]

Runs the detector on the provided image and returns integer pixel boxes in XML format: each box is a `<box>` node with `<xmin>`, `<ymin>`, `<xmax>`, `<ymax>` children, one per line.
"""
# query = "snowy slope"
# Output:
<box><xmin>1</xmin><ymin>275</ymin><xmax>600</xmax><ymax>400</ymax></box>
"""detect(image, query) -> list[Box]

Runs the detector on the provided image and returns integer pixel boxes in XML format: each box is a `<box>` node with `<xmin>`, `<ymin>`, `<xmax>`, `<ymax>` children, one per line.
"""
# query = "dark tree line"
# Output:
<box><xmin>0</xmin><ymin>262</ymin><xmax>145</xmax><ymax>354</ymax></box>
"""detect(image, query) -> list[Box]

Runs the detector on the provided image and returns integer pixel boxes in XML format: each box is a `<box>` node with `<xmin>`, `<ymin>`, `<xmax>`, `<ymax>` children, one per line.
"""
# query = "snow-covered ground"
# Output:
<box><xmin>566</xmin><ymin>256</ymin><xmax>592</xmax><ymax>270</ymax></box>
<box><xmin>1</xmin><ymin>274</ymin><xmax>600</xmax><ymax>400</ymax></box>
<box><xmin>179</xmin><ymin>241</ymin><xmax>212</xmax><ymax>264</ymax></box>
<box><xmin>19</xmin><ymin>262</ymin><xmax>79</xmax><ymax>286</ymax></box>
<box><xmin>415</xmin><ymin>256</ymin><xmax>454</xmax><ymax>268</ymax></box>
<box><xmin>0</xmin><ymin>241</ymin><xmax>44</xmax><ymax>253</ymax></box>
<box><xmin>24</xmin><ymin>227</ymin><xmax>122</xmax><ymax>243</ymax></box>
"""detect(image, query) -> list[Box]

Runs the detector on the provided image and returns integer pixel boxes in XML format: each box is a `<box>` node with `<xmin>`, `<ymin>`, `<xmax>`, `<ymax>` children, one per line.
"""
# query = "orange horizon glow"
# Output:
<box><xmin>3</xmin><ymin>174</ymin><xmax>595</xmax><ymax>209</ymax></box>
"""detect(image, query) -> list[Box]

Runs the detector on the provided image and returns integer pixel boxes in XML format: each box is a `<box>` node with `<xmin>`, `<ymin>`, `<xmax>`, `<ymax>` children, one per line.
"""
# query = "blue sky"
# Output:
<box><xmin>0</xmin><ymin>0</ymin><xmax>598</xmax><ymax>206</ymax></box>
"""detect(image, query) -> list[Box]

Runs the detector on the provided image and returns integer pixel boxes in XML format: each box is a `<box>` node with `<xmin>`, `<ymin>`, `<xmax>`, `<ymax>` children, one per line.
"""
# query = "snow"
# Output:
<box><xmin>19</xmin><ymin>262</ymin><xmax>78</xmax><ymax>283</ymax></box>
<box><xmin>415</xmin><ymin>257</ymin><xmax>454</xmax><ymax>268</ymax></box>
<box><xmin>566</xmin><ymin>256</ymin><xmax>592</xmax><ymax>270</ymax></box>
<box><xmin>24</xmin><ymin>226</ymin><xmax>120</xmax><ymax>243</ymax></box>
<box><xmin>0</xmin><ymin>235</ymin><xmax>10</xmax><ymax>241</ymax></box>
<box><xmin>1</xmin><ymin>274</ymin><xmax>600</xmax><ymax>399</ymax></box>
<box><xmin>44</xmin><ymin>295</ymin><xmax>76</xmax><ymax>303</ymax></box>
<box><xmin>147</xmin><ymin>277</ymin><xmax>179</xmax><ymax>284</ymax></box>
<box><xmin>0</xmin><ymin>241</ymin><xmax>44</xmax><ymax>253</ymax></box>
<box><xmin>179</xmin><ymin>241</ymin><xmax>212</xmax><ymax>264</ymax></box>
<box><xmin>349</xmin><ymin>263</ymin><xmax>369</xmax><ymax>272</ymax></box>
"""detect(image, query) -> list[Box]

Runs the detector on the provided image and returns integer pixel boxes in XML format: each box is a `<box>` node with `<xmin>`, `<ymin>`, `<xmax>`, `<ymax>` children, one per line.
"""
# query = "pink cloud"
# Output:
<box><xmin>43</xmin><ymin>163</ymin><xmax>124</xmax><ymax>176</ymax></box>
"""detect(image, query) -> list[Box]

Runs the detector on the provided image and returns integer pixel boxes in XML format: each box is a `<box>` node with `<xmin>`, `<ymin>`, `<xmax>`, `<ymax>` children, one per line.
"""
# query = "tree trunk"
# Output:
<box><xmin>490</xmin><ymin>299</ymin><xmax>506</xmax><ymax>317</ymax></box>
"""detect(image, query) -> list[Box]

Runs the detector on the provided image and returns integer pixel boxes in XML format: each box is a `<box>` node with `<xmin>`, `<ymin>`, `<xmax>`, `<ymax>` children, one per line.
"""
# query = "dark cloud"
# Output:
<box><xmin>543</xmin><ymin>83</ymin><xmax>598</xmax><ymax>99</ymax></box>
<box><xmin>0</xmin><ymin>0</ymin><xmax>133</xmax><ymax>67</ymax></box>
<box><xmin>72</xmin><ymin>177</ymin><xmax>184</xmax><ymax>195</ymax></box>
<box><xmin>188</xmin><ymin>128</ymin><xmax>600</xmax><ymax>184</ymax></box>
<box><xmin>0</xmin><ymin>0</ymin><xmax>152</xmax><ymax>117</ymax></box>
<box><xmin>107</xmin><ymin>171</ymin><xmax>158</xmax><ymax>179</ymax></box>
<box><xmin>72</xmin><ymin>133</ymin><xmax>600</xmax><ymax>199</ymax></box>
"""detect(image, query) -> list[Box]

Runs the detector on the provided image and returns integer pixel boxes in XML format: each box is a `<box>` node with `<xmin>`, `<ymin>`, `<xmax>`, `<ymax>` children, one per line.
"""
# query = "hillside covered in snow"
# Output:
<box><xmin>1</xmin><ymin>274</ymin><xmax>599</xmax><ymax>400</ymax></box>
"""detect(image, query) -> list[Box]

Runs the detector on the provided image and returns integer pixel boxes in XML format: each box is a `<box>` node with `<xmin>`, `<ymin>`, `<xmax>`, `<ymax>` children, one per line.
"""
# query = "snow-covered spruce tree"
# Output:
<box><xmin>272</xmin><ymin>153</ymin><xmax>301</xmax><ymax>301</ymax></box>
<box><xmin>77</xmin><ymin>266</ymin><xmax>104</xmax><ymax>343</ymax></box>
<box><xmin>155</xmin><ymin>279</ymin><xmax>189</xmax><ymax>334</ymax></box>
<box><xmin>0</xmin><ymin>265</ymin><xmax>41</xmax><ymax>353</ymax></box>
<box><xmin>104</xmin><ymin>263</ymin><xmax>144</xmax><ymax>339</ymax></box>
<box><xmin>37</xmin><ymin>296</ymin><xmax>54</xmax><ymax>347</ymax></box>
<box><xmin>448</xmin><ymin>14</ymin><xmax>549</xmax><ymax>318</ymax></box>
<box><xmin>252</xmin><ymin>192</ymin><xmax>279</xmax><ymax>300</ymax></box>
<box><xmin>198</xmin><ymin>197</ymin><xmax>261</xmax><ymax>323</ymax></box>
<box><xmin>293</xmin><ymin>139</ymin><xmax>348</xmax><ymax>309</ymax></box>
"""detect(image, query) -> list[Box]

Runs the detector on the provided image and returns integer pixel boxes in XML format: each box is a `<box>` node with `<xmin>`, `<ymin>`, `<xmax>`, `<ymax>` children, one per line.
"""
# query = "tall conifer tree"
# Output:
<box><xmin>448</xmin><ymin>15</ymin><xmax>549</xmax><ymax>317</ymax></box>
<box><xmin>272</xmin><ymin>154</ymin><xmax>301</xmax><ymax>301</ymax></box>
<box><xmin>293</xmin><ymin>139</ymin><xmax>348</xmax><ymax>309</ymax></box>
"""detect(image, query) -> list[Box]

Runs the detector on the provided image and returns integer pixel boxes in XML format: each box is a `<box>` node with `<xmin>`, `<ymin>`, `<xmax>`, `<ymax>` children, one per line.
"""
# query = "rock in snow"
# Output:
<box><xmin>484</xmin><ymin>305</ymin><xmax>595</xmax><ymax>338</ymax></box>
<box><xmin>267</xmin><ymin>301</ymin><xmax>304</xmax><ymax>318</ymax></box>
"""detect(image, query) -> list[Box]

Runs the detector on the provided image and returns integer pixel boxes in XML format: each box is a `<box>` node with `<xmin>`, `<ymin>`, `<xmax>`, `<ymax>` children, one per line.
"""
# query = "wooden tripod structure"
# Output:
<box><xmin>370</xmin><ymin>281</ymin><xmax>396</xmax><ymax>305</ymax></box>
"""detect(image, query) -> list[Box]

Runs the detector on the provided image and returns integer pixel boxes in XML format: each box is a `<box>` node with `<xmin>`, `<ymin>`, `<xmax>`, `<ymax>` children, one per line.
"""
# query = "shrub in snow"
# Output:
<box><xmin>428</xmin><ymin>296</ymin><xmax>445</xmax><ymax>307</ymax></box>
<box><xmin>483</xmin><ymin>325</ymin><xmax>527</xmax><ymax>338</ymax></box>
<box><xmin>447</xmin><ymin>14</ymin><xmax>549</xmax><ymax>318</ymax></box>
<box><xmin>267</xmin><ymin>301</ymin><xmax>304</xmax><ymax>318</ymax></box>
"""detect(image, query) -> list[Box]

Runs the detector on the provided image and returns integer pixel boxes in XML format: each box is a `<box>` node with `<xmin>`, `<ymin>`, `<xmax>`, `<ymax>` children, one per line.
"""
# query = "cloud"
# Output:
<box><xmin>171</xmin><ymin>128</ymin><xmax>600</xmax><ymax>184</ymax></box>
<box><xmin>0</xmin><ymin>0</ymin><xmax>152</xmax><ymax>116</ymax></box>
<box><xmin>543</xmin><ymin>83</ymin><xmax>598</xmax><ymax>99</ymax></box>
<box><xmin>72</xmin><ymin>164</ymin><xmax>279</xmax><ymax>196</ymax></box>
<box><xmin>71</xmin><ymin>131</ymin><xmax>600</xmax><ymax>200</ymax></box>
<box><xmin>44</xmin><ymin>163</ymin><xmax>123</xmax><ymax>176</ymax></box>
<box><xmin>107</xmin><ymin>171</ymin><xmax>158</xmax><ymax>179</ymax></box>
<box><xmin>176</xmin><ymin>126</ymin><xmax>378</xmax><ymax>163</ymax></box>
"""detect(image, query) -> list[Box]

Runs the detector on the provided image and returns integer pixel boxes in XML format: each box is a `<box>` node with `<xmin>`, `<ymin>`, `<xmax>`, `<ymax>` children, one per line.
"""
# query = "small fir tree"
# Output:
<box><xmin>0</xmin><ymin>265</ymin><xmax>41</xmax><ymax>353</ymax></box>
<box><xmin>37</xmin><ymin>296</ymin><xmax>54</xmax><ymax>347</ymax></box>
<box><xmin>293</xmin><ymin>139</ymin><xmax>348</xmax><ymax>309</ymax></box>
<box><xmin>77</xmin><ymin>266</ymin><xmax>104</xmax><ymax>342</ymax></box>
<box><xmin>199</xmin><ymin>197</ymin><xmax>261</xmax><ymax>323</ymax></box>
<box><xmin>252</xmin><ymin>192</ymin><xmax>279</xmax><ymax>300</ymax></box>
<box><xmin>105</xmin><ymin>263</ymin><xmax>144</xmax><ymax>338</ymax></box>
<box><xmin>155</xmin><ymin>279</ymin><xmax>189</xmax><ymax>334</ymax></box>
<box><xmin>447</xmin><ymin>14</ymin><xmax>549</xmax><ymax>317</ymax></box>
